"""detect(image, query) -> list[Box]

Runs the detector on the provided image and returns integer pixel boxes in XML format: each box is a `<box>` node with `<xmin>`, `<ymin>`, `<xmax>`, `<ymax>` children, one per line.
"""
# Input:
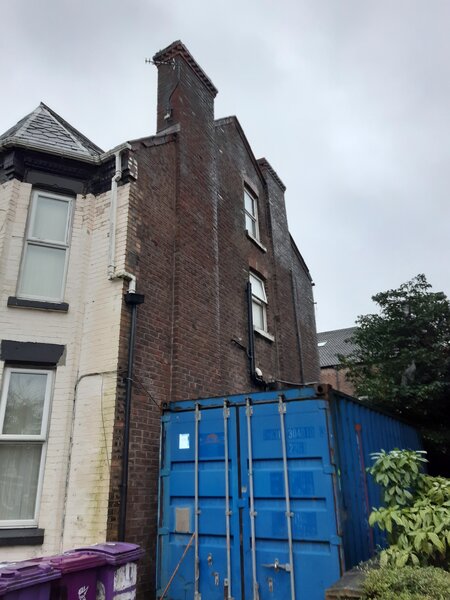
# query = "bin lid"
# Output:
<box><xmin>0</xmin><ymin>561</ymin><xmax>60</xmax><ymax>592</ymax></box>
<box><xmin>75</xmin><ymin>543</ymin><xmax>144</xmax><ymax>564</ymax></box>
<box><xmin>47</xmin><ymin>551</ymin><xmax>106</xmax><ymax>573</ymax></box>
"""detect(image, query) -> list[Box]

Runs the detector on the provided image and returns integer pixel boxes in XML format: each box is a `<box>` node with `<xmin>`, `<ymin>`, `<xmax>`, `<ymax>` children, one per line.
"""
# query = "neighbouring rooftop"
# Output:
<box><xmin>317</xmin><ymin>327</ymin><xmax>357</xmax><ymax>368</ymax></box>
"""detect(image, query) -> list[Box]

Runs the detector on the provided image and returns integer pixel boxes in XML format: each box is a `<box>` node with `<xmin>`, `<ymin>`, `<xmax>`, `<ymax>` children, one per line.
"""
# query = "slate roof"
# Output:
<box><xmin>0</xmin><ymin>103</ymin><xmax>103</xmax><ymax>160</ymax></box>
<box><xmin>317</xmin><ymin>327</ymin><xmax>358</xmax><ymax>368</ymax></box>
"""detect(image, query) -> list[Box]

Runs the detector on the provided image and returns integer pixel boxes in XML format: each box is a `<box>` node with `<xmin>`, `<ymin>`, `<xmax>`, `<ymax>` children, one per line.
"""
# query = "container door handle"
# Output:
<box><xmin>262</xmin><ymin>558</ymin><xmax>291</xmax><ymax>572</ymax></box>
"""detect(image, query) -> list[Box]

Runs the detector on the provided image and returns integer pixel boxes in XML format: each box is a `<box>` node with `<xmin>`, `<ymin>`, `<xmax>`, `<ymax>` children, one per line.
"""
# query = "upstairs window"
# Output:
<box><xmin>0</xmin><ymin>368</ymin><xmax>53</xmax><ymax>526</ymax></box>
<box><xmin>244</xmin><ymin>187</ymin><xmax>260</xmax><ymax>241</ymax></box>
<box><xmin>249</xmin><ymin>272</ymin><xmax>268</xmax><ymax>332</ymax></box>
<box><xmin>18</xmin><ymin>191</ymin><xmax>72</xmax><ymax>302</ymax></box>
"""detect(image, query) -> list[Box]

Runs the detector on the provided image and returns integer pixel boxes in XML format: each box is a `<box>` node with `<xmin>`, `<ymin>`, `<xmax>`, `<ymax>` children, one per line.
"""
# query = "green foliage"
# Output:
<box><xmin>363</xmin><ymin>566</ymin><xmax>450</xmax><ymax>600</ymax></box>
<box><xmin>368</xmin><ymin>449</ymin><xmax>450</xmax><ymax>568</ymax></box>
<box><xmin>339</xmin><ymin>275</ymin><xmax>450</xmax><ymax>455</ymax></box>
<box><xmin>368</xmin><ymin>449</ymin><xmax>427</xmax><ymax>507</ymax></box>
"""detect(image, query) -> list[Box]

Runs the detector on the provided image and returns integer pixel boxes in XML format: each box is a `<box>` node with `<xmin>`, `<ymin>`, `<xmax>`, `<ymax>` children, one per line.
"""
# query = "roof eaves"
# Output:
<box><xmin>0</xmin><ymin>137</ymin><xmax>130</xmax><ymax>165</ymax></box>
<box><xmin>0</xmin><ymin>137</ymin><xmax>98</xmax><ymax>164</ymax></box>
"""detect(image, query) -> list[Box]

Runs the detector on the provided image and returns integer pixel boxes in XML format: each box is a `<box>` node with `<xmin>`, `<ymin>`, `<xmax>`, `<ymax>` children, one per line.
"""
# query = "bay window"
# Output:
<box><xmin>18</xmin><ymin>191</ymin><xmax>72</xmax><ymax>302</ymax></box>
<box><xmin>0</xmin><ymin>368</ymin><xmax>53</xmax><ymax>526</ymax></box>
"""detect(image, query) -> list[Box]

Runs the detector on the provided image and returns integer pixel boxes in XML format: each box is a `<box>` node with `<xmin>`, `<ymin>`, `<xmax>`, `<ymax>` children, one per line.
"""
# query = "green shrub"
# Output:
<box><xmin>363</xmin><ymin>566</ymin><xmax>450</xmax><ymax>599</ymax></box>
<box><xmin>368</xmin><ymin>449</ymin><xmax>450</xmax><ymax>568</ymax></box>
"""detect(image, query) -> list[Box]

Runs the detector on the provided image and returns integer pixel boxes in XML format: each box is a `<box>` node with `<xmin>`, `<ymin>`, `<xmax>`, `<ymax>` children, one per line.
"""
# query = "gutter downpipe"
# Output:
<box><xmin>119</xmin><ymin>290</ymin><xmax>144</xmax><ymax>541</ymax></box>
<box><xmin>108</xmin><ymin>150</ymin><xmax>123</xmax><ymax>281</ymax></box>
<box><xmin>107</xmin><ymin>147</ymin><xmax>144</xmax><ymax>540</ymax></box>
<box><xmin>108</xmin><ymin>148</ymin><xmax>136</xmax><ymax>293</ymax></box>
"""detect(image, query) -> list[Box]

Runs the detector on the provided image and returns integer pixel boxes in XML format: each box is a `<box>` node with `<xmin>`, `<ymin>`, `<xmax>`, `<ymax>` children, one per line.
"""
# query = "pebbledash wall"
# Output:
<box><xmin>0</xmin><ymin>41</ymin><xmax>320</xmax><ymax>597</ymax></box>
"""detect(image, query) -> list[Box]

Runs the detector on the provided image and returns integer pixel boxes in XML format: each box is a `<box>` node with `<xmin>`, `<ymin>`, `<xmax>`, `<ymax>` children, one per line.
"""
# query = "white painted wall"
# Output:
<box><xmin>0</xmin><ymin>179</ymin><xmax>131</xmax><ymax>559</ymax></box>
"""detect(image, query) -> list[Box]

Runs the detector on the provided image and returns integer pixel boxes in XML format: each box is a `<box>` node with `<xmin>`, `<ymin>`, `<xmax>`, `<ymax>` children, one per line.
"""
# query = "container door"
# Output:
<box><xmin>238</xmin><ymin>398</ymin><xmax>341</xmax><ymax>600</ymax></box>
<box><xmin>158</xmin><ymin>396</ymin><xmax>342</xmax><ymax>600</ymax></box>
<box><xmin>158</xmin><ymin>404</ymin><xmax>242</xmax><ymax>600</ymax></box>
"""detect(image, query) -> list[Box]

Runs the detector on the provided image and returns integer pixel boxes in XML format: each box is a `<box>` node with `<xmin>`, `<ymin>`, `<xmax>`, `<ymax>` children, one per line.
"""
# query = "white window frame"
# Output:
<box><xmin>17</xmin><ymin>190</ymin><xmax>73</xmax><ymax>302</ymax></box>
<box><xmin>0</xmin><ymin>367</ymin><xmax>53</xmax><ymax>528</ymax></box>
<box><xmin>244</xmin><ymin>187</ymin><xmax>260</xmax><ymax>241</ymax></box>
<box><xmin>249</xmin><ymin>272</ymin><xmax>268</xmax><ymax>333</ymax></box>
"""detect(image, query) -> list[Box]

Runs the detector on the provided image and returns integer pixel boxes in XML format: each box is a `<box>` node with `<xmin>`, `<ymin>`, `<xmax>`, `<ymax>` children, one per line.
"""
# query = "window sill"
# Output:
<box><xmin>0</xmin><ymin>528</ymin><xmax>44</xmax><ymax>546</ymax></box>
<box><xmin>246</xmin><ymin>231</ymin><xmax>267</xmax><ymax>253</ymax></box>
<box><xmin>8</xmin><ymin>297</ymin><xmax>69</xmax><ymax>312</ymax></box>
<box><xmin>254</xmin><ymin>327</ymin><xmax>275</xmax><ymax>342</ymax></box>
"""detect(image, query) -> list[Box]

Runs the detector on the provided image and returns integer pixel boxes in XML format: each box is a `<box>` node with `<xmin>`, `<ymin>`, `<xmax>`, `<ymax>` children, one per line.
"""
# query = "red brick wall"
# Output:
<box><xmin>106</xmin><ymin>135</ymin><xmax>178</xmax><ymax>597</ymax></box>
<box><xmin>214</xmin><ymin>119</ymin><xmax>279</xmax><ymax>386</ymax></box>
<box><xmin>156</xmin><ymin>54</ymin><xmax>222</xmax><ymax>402</ymax></box>
<box><xmin>290</xmin><ymin>241</ymin><xmax>320</xmax><ymax>383</ymax></box>
<box><xmin>259</xmin><ymin>159</ymin><xmax>311</xmax><ymax>384</ymax></box>
<box><xmin>110</xmin><ymin>47</ymin><xmax>320</xmax><ymax>598</ymax></box>
<box><xmin>320</xmin><ymin>366</ymin><xmax>356</xmax><ymax>396</ymax></box>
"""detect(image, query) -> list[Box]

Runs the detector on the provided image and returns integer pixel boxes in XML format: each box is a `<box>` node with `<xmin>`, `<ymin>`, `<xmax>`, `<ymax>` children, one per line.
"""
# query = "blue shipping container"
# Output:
<box><xmin>156</xmin><ymin>386</ymin><xmax>421</xmax><ymax>600</ymax></box>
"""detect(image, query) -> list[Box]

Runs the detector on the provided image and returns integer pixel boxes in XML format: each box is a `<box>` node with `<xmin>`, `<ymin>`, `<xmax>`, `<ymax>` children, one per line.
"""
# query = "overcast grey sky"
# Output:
<box><xmin>2</xmin><ymin>0</ymin><xmax>449</xmax><ymax>331</ymax></box>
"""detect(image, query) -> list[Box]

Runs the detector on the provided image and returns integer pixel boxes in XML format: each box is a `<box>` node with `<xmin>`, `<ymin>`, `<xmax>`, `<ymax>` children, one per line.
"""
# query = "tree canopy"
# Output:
<box><xmin>340</xmin><ymin>275</ymin><xmax>450</xmax><ymax>458</ymax></box>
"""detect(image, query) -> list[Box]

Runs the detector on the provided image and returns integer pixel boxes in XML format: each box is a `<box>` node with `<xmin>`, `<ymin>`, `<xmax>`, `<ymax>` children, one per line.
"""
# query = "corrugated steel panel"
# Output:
<box><xmin>331</xmin><ymin>392</ymin><xmax>422</xmax><ymax>569</ymax></box>
<box><xmin>156</xmin><ymin>387</ymin><xmax>421</xmax><ymax>599</ymax></box>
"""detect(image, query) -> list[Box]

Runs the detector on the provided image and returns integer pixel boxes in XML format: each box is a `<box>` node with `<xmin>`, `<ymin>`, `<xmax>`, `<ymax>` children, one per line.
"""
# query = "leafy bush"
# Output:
<box><xmin>368</xmin><ymin>449</ymin><xmax>450</xmax><ymax>568</ymax></box>
<box><xmin>363</xmin><ymin>566</ymin><xmax>450</xmax><ymax>600</ymax></box>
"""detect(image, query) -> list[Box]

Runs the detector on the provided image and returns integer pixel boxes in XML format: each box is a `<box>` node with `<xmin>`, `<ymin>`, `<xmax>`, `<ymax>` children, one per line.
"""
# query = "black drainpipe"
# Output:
<box><xmin>119</xmin><ymin>290</ymin><xmax>145</xmax><ymax>542</ymax></box>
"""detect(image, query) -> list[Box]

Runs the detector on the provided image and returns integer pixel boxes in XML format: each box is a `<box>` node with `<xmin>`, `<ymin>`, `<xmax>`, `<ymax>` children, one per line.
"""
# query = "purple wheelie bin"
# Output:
<box><xmin>45</xmin><ymin>551</ymin><xmax>106</xmax><ymax>600</ymax></box>
<box><xmin>75</xmin><ymin>543</ymin><xmax>144</xmax><ymax>599</ymax></box>
<box><xmin>0</xmin><ymin>561</ymin><xmax>60</xmax><ymax>599</ymax></box>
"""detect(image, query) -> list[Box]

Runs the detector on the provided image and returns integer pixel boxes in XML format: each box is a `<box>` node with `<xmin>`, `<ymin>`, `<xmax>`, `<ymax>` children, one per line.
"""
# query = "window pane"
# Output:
<box><xmin>0</xmin><ymin>444</ymin><xmax>42</xmax><ymax>521</ymax></box>
<box><xmin>252</xmin><ymin>301</ymin><xmax>265</xmax><ymax>330</ymax></box>
<box><xmin>244</xmin><ymin>190</ymin><xmax>255</xmax><ymax>215</ymax></box>
<box><xmin>31</xmin><ymin>195</ymin><xmax>69</xmax><ymax>243</ymax></box>
<box><xmin>19</xmin><ymin>244</ymin><xmax>66</xmax><ymax>300</ymax></box>
<box><xmin>245</xmin><ymin>214</ymin><xmax>257</xmax><ymax>237</ymax></box>
<box><xmin>3</xmin><ymin>372</ymin><xmax>47</xmax><ymax>435</ymax></box>
<box><xmin>250</xmin><ymin>273</ymin><xmax>266</xmax><ymax>302</ymax></box>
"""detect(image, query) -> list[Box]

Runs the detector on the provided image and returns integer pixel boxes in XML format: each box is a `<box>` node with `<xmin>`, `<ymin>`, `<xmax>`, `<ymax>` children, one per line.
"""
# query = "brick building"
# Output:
<box><xmin>0</xmin><ymin>41</ymin><xmax>319</xmax><ymax>596</ymax></box>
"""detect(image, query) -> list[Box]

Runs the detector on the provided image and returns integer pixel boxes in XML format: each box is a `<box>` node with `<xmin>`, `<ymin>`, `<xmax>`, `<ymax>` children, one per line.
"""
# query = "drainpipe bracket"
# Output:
<box><xmin>125</xmin><ymin>292</ymin><xmax>145</xmax><ymax>305</ymax></box>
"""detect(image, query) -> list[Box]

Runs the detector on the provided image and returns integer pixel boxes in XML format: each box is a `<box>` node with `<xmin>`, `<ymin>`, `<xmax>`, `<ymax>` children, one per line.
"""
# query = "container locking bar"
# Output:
<box><xmin>278</xmin><ymin>395</ymin><xmax>296</xmax><ymax>600</ymax></box>
<box><xmin>246</xmin><ymin>398</ymin><xmax>259</xmax><ymax>600</ymax></box>
<box><xmin>223</xmin><ymin>401</ymin><xmax>232</xmax><ymax>600</ymax></box>
<box><xmin>194</xmin><ymin>403</ymin><xmax>201</xmax><ymax>600</ymax></box>
<box><xmin>262</xmin><ymin>558</ymin><xmax>291</xmax><ymax>572</ymax></box>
